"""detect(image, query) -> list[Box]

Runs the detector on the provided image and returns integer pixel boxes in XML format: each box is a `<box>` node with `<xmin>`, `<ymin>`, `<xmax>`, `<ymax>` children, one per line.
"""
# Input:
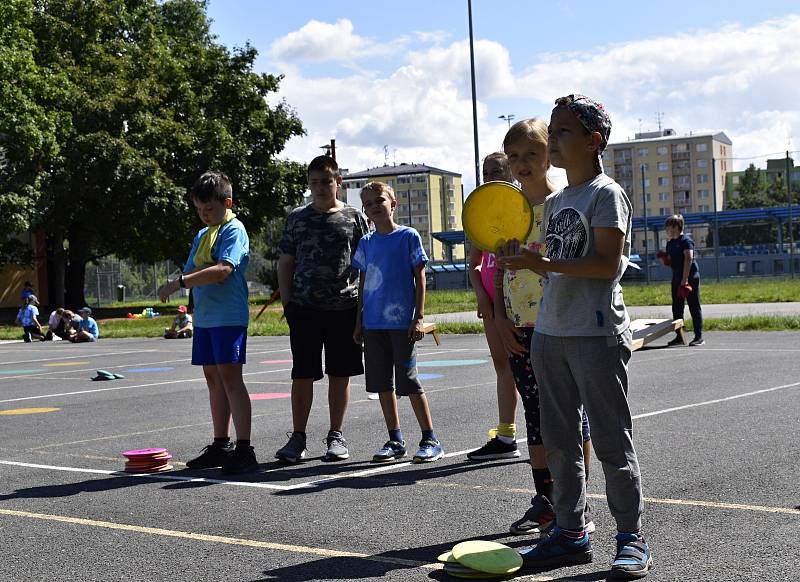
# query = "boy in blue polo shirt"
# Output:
<box><xmin>352</xmin><ymin>181</ymin><xmax>443</xmax><ymax>463</ymax></box>
<box><xmin>70</xmin><ymin>307</ymin><xmax>100</xmax><ymax>342</ymax></box>
<box><xmin>159</xmin><ymin>171</ymin><xmax>256</xmax><ymax>474</ymax></box>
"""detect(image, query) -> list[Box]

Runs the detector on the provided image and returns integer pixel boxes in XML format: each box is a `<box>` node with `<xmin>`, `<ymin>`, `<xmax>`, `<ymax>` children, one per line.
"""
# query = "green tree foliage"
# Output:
<box><xmin>1</xmin><ymin>0</ymin><xmax>307</xmax><ymax>305</ymax></box>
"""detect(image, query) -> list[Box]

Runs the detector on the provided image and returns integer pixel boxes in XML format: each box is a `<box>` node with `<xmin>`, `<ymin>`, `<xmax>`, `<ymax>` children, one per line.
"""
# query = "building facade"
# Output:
<box><xmin>341</xmin><ymin>163</ymin><xmax>463</xmax><ymax>261</ymax></box>
<box><xmin>603</xmin><ymin>129</ymin><xmax>732</xmax><ymax>253</ymax></box>
<box><xmin>725</xmin><ymin>156</ymin><xmax>800</xmax><ymax>202</ymax></box>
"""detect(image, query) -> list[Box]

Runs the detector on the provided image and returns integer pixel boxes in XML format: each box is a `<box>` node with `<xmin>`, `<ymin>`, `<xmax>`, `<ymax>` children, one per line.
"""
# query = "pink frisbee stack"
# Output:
<box><xmin>123</xmin><ymin>448</ymin><xmax>173</xmax><ymax>473</ymax></box>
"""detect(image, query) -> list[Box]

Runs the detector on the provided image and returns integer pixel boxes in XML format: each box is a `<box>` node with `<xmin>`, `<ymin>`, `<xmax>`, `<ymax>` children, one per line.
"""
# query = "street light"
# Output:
<box><xmin>498</xmin><ymin>114</ymin><xmax>515</xmax><ymax>128</ymax></box>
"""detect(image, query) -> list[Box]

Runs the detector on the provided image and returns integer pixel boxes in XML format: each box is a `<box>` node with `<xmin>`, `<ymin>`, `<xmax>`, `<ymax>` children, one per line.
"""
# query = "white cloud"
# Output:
<box><xmin>269</xmin><ymin>18</ymin><xmax>399</xmax><ymax>63</ymax></box>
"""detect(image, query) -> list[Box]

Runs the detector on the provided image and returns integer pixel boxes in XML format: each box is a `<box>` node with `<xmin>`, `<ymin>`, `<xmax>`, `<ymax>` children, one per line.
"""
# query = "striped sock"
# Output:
<box><xmin>560</xmin><ymin>527</ymin><xmax>586</xmax><ymax>541</ymax></box>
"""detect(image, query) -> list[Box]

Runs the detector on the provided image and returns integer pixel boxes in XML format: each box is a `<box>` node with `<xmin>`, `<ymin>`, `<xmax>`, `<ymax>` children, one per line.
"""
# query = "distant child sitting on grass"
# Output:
<box><xmin>164</xmin><ymin>305</ymin><xmax>193</xmax><ymax>339</ymax></box>
<box><xmin>498</xmin><ymin>95</ymin><xmax>651</xmax><ymax>579</ymax></box>
<box><xmin>159</xmin><ymin>171</ymin><xmax>256</xmax><ymax>475</ymax></box>
<box><xmin>275</xmin><ymin>155</ymin><xmax>369</xmax><ymax>464</ymax></box>
<box><xmin>70</xmin><ymin>307</ymin><xmax>99</xmax><ymax>342</ymax></box>
<box><xmin>352</xmin><ymin>182</ymin><xmax>443</xmax><ymax>464</ymax></box>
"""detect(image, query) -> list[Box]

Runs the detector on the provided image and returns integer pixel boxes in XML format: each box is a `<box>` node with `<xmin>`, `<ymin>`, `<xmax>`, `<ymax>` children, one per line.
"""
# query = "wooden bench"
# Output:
<box><xmin>630</xmin><ymin>318</ymin><xmax>686</xmax><ymax>352</ymax></box>
<box><xmin>421</xmin><ymin>322</ymin><xmax>441</xmax><ymax>346</ymax></box>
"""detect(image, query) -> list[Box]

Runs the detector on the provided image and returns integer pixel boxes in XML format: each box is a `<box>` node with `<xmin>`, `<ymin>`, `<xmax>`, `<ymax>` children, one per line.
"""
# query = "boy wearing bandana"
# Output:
<box><xmin>498</xmin><ymin>95</ymin><xmax>651</xmax><ymax>579</ymax></box>
<box><xmin>159</xmin><ymin>171</ymin><xmax>256</xmax><ymax>474</ymax></box>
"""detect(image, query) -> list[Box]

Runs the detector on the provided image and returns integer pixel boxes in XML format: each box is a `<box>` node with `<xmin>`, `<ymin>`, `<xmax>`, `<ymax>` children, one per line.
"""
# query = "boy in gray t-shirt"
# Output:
<box><xmin>498</xmin><ymin>95</ymin><xmax>651</xmax><ymax>579</ymax></box>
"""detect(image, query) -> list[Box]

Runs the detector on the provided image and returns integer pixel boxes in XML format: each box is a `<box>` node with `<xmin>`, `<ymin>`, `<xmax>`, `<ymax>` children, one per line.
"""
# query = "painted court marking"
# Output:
<box><xmin>0</xmin><ymin>407</ymin><xmax>60</xmax><ymax>415</ymax></box>
<box><xmin>249</xmin><ymin>393</ymin><xmax>291</xmax><ymax>400</ymax></box>
<box><xmin>42</xmin><ymin>362</ymin><xmax>89</xmax><ymax>367</ymax></box>
<box><xmin>416</xmin><ymin>359</ymin><xmax>486</xmax><ymax>367</ymax></box>
<box><xmin>123</xmin><ymin>367</ymin><xmax>175</xmax><ymax>373</ymax></box>
<box><xmin>0</xmin><ymin>349</ymin><xmax>158</xmax><ymax>366</ymax></box>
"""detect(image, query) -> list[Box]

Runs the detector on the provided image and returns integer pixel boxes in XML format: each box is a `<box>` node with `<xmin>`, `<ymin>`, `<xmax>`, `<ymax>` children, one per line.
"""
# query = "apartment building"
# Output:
<box><xmin>725</xmin><ymin>156</ymin><xmax>799</xmax><ymax>202</ymax></box>
<box><xmin>341</xmin><ymin>163</ymin><xmax>463</xmax><ymax>261</ymax></box>
<box><xmin>604</xmin><ymin>129</ymin><xmax>732</xmax><ymax>252</ymax></box>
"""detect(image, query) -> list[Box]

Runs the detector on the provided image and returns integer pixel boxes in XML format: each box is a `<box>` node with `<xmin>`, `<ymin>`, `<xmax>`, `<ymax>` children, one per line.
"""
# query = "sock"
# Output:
<box><xmin>328</xmin><ymin>429</ymin><xmax>342</xmax><ymax>437</ymax></box>
<box><xmin>532</xmin><ymin>467</ymin><xmax>554</xmax><ymax>500</ymax></box>
<box><xmin>421</xmin><ymin>429</ymin><xmax>438</xmax><ymax>442</ymax></box>
<box><xmin>294</xmin><ymin>431</ymin><xmax>306</xmax><ymax>440</ymax></box>
<box><xmin>389</xmin><ymin>428</ymin><xmax>403</xmax><ymax>443</ymax></box>
<box><xmin>496</xmin><ymin>422</ymin><xmax>516</xmax><ymax>444</ymax></box>
<box><xmin>235</xmin><ymin>439</ymin><xmax>250</xmax><ymax>449</ymax></box>
<box><xmin>560</xmin><ymin>527</ymin><xmax>586</xmax><ymax>541</ymax></box>
<box><xmin>213</xmin><ymin>437</ymin><xmax>231</xmax><ymax>448</ymax></box>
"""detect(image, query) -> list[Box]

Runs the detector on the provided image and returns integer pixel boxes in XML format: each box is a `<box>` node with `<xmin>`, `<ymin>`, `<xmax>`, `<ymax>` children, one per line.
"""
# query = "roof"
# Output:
<box><xmin>343</xmin><ymin>163</ymin><xmax>461</xmax><ymax>180</ymax></box>
<box><xmin>608</xmin><ymin>131</ymin><xmax>732</xmax><ymax>148</ymax></box>
<box><xmin>633</xmin><ymin>205</ymin><xmax>797</xmax><ymax>230</ymax></box>
<box><xmin>431</xmin><ymin>231</ymin><xmax>466</xmax><ymax>245</ymax></box>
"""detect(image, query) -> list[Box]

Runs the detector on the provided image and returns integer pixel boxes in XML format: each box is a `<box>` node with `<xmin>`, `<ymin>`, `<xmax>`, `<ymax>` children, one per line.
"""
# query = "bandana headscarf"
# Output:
<box><xmin>193</xmin><ymin>209</ymin><xmax>236</xmax><ymax>267</ymax></box>
<box><xmin>554</xmin><ymin>94</ymin><xmax>612</xmax><ymax>172</ymax></box>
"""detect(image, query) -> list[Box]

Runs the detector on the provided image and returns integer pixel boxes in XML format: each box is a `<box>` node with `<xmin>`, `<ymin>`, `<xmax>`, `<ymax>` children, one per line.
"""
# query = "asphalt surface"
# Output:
<box><xmin>1</xmin><ymin>333</ymin><xmax>798</xmax><ymax>581</ymax></box>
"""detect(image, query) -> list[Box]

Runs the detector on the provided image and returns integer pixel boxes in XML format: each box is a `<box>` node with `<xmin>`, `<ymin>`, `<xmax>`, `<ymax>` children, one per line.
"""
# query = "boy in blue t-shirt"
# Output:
<box><xmin>70</xmin><ymin>307</ymin><xmax>100</xmax><ymax>342</ymax></box>
<box><xmin>17</xmin><ymin>295</ymin><xmax>44</xmax><ymax>342</ymax></box>
<box><xmin>352</xmin><ymin>182</ymin><xmax>443</xmax><ymax>463</ymax></box>
<box><xmin>158</xmin><ymin>171</ymin><xmax>256</xmax><ymax>475</ymax></box>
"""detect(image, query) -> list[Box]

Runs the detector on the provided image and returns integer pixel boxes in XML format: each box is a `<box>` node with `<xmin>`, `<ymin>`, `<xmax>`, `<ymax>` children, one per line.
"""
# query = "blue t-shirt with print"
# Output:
<box><xmin>80</xmin><ymin>317</ymin><xmax>100</xmax><ymax>339</ymax></box>
<box><xmin>184</xmin><ymin>218</ymin><xmax>250</xmax><ymax>328</ymax></box>
<box><xmin>352</xmin><ymin>226</ymin><xmax>428</xmax><ymax>330</ymax></box>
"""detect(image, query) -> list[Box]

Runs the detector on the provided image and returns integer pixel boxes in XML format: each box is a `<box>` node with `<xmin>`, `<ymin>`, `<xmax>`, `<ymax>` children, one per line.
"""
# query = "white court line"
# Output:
<box><xmin>0</xmin><ymin>368</ymin><xmax>292</xmax><ymax>404</ymax></box>
<box><xmin>0</xmin><ymin>460</ymin><xmax>292</xmax><ymax>490</ymax></box>
<box><xmin>0</xmin><ymin>356</ymin><xmax>192</xmax><ymax>381</ymax></box>
<box><xmin>0</xmin><ymin>349</ymin><xmax>159</xmax><ymax>367</ymax></box>
<box><xmin>632</xmin><ymin>380</ymin><xmax>800</xmax><ymax>419</ymax></box>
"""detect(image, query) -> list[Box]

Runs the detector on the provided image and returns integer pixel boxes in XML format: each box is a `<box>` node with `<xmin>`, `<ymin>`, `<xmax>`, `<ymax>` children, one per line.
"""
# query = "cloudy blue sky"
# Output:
<box><xmin>207</xmin><ymin>1</ymin><xmax>800</xmax><ymax>191</ymax></box>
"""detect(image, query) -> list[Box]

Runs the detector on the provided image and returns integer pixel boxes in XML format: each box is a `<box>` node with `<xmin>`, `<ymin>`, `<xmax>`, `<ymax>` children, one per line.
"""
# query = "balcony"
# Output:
<box><xmin>671</xmin><ymin>151</ymin><xmax>690</xmax><ymax>161</ymax></box>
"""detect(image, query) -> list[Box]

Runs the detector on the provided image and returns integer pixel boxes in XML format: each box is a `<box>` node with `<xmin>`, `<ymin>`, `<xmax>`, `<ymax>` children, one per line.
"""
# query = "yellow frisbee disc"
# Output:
<box><xmin>462</xmin><ymin>181</ymin><xmax>533</xmax><ymax>251</ymax></box>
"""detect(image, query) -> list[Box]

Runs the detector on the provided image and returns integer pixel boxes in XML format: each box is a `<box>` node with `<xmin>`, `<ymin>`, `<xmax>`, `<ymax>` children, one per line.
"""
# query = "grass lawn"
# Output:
<box><xmin>2</xmin><ymin>278</ymin><xmax>799</xmax><ymax>339</ymax></box>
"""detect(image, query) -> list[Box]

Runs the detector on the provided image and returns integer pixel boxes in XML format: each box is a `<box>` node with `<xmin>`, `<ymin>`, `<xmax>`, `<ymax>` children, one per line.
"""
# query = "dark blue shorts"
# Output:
<box><xmin>191</xmin><ymin>326</ymin><xmax>248</xmax><ymax>366</ymax></box>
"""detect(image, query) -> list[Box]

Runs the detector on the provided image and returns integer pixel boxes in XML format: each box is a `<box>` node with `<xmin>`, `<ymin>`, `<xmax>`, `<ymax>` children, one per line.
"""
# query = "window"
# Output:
<box><xmin>672</xmin><ymin>143</ymin><xmax>689</xmax><ymax>153</ymax></box>
<box><xmin>658</xmin><ymin>177</ymin><xmax>669</xmax><ymax>186</ymax></box>
<box><xmin>698</xmin><ymin>189</ymin><xmax>710</xmax><ymax>198</ymax></box>
<box><xmin>752</xmin><ymin>260</ymin><xmax>763</xmax><ymax>274</ymax></box>
<box><xmin>699</xmin><ymin>204</ymin><xmax>711</xmax><ymax>212</ymax></box>
<box><xmin>413</xmin><ymin>176</ymin><xmax>427</xmax><ymax>183</ymax></box>
<box><xmin>397</xmin><ymin>176</ymin><xmax>411</xmax><ymax>184</ymax></box>
<box><xmin>697</xmin><ymin>174</ymin><xmax>709</xmax><ymax>183</ymax></box>
<box><xmin>775</xmin><ymin>259</ymin><xmax>785</xmax><ymax>274</ymax></box>
<box><xmin>696</xmin><ymin>143</ymin><xmax>708</xmax><ymax>152</ymax></box>
<box><xmin>674</xmin><ymin>160</ymin><xmax>690</xmax><ymax>170</ymax></box>
<box><xmin>732</xmin><ymin>190</ymin><xmax>740</xmax><ymax>198</ymax></box>
<box><xmin>732</xmin><ymin>175</ymin><xmax>740</xmax><ymax>185</ymax></box>
<box><xmin>675</xmin><ymin>175</ymin><xmax>691</xmax><ymax>186</ymax></box>
<box><xmin>643</xmin><ymin>178</ymin><xmax>650</xmax><ymax>187</ymax></box>
<box><xmin>638</xmin><ymin>148</ymin><xmax>649</xmax><ymax>156</ymax></box>
<box><xmin>659</xmin><ymin>192</ymin><xmax>669</xmax><ymax>201</ymax></box>
<box><xmin>659</xmin><ymin>208</ymin><xmax>669</xmax><ymax>216</ymax></box>
<box><xmin>657</xmin><ymin>162</ymin><xmax>668</xmax><ymax>171</ymax></box>
<box><xmin>737</xmin><ymin>261</ymin><xmax>747</xmax><ymax>274</ymax></box>
<box><xmin>697</xmin><ymin>159</ymin><xmax>709</xmax><ymax>168</ymax></box>
<box><xmin>645</xmin><ymin>193</ymin><xmax>651</xmax><ymax>202</ymax></box>
<box><xmin>657</xmin><ymin>146</ymin><xmax>668</xmax><ymax>155</ymax></box>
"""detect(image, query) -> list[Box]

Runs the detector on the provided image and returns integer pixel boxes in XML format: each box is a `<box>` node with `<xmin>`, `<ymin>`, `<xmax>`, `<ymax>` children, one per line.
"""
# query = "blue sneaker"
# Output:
<box><xmin>412</xmin><ymin>438</ymin><xmax>443</xmax><ymax>463</ymax></box>
<box><xmin>609</xmin><ymin>532</ymin><xmax>652</xmax><ymax>579</ymax></box>
<box><xmin>372</xmin><ymin>440</ymin><xmax>407</xmax><ymax>463</ymax></box>
<box><xmin>519</xmin><ymin>527</ymin><xmax>592</xmax><ymax>568</ymax></box>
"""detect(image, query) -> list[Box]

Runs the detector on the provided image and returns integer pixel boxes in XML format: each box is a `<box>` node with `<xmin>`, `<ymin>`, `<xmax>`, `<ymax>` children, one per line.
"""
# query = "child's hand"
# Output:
<box><xmin>496</xmin><ymin>246</ymin><xmax>545</xmax><ymax>273</ymax></box>
<box><xmin>353</xmin><ymin>323</ymin><xmax>363</xmax><ymax>345</ymax></box>
<box><xmin>408</xmin><ymin>318</ymin><xmax>425</xmax><ymax>343</ymax></box>
<box><xmin>496</xmin><ymin>318</ymin><xmax>527</xmax><ymax>356</ymax></box>
<box><xmin>476</xmin><ymin>294</ymin><xmax>493</xmax><ymax>320</ymax></box>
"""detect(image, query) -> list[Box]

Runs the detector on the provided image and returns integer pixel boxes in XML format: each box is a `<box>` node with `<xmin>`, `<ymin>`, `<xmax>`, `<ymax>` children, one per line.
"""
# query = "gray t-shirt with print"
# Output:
<box><xmin>535</xmin><ymin>174</ymin><xmax>632</xmax><ymax>337</ymax></box>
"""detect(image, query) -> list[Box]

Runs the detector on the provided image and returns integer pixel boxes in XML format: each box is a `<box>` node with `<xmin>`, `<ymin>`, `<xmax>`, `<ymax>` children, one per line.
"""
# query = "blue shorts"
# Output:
<box><xmin>191</xmin><ymin>326</ymin><xmax>248</xmax><ymax>366</ymax></box>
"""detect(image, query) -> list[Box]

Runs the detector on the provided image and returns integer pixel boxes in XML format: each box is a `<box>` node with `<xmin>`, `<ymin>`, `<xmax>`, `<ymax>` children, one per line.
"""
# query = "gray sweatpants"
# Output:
<box><xmin>531</xmin><ymin>329</ymin><xmax>643</xmax><ymax>533</ymax></box>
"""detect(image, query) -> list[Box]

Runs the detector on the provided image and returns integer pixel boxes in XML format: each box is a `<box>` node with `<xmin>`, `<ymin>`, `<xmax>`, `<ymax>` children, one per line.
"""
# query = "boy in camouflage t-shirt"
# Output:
<box><xmin>275</xmin><ymin>155</ymin><xmax>369</xmax><ymax>464</ymax></box>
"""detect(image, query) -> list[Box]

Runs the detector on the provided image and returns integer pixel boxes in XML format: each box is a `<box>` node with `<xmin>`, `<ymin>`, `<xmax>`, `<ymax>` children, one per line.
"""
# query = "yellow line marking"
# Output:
<box><xmin>0</xmin><ymin>508</ymin><xmax>423</xmax><ymax>568</ymax></box>
<box><xmin>0</xmin><ymin>407</ymin><xmax>60</xmax><ymax>415</ymax></box>
<box><xmin>43</xmin><ymin>362</ymin><xmax>89</xmax><ymax>367</ymax></box>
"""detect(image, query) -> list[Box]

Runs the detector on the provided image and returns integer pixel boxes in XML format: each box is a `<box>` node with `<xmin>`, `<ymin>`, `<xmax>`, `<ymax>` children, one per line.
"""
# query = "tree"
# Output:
<box><xmin>1</xmin><ymin>0</ymin><xmax>307</xmax><ymax>306</ymax></box>
<box><xmin>727</xmin><ymin>164</ymin><xmax>766</xmax><ymax>209</ymax></box>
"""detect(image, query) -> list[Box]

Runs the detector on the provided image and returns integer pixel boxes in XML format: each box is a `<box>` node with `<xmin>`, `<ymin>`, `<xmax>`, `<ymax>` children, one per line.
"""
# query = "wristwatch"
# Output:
<box><xmin>178</xmin><ymin>274</ymin><xmax>186</xmax><ymax>288</ymax></box>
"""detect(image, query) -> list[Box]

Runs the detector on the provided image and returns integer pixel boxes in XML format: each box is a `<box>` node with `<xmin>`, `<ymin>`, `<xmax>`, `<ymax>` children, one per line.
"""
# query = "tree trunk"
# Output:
<box><xmin>65</xmin><ymin>257</ymin><xmax>88</xmax><ymax>308</ymax></box>
<box><xmin>47</xmin><ymin>228</ymin><xmax>66</xmax><ymax>307</ymax></box>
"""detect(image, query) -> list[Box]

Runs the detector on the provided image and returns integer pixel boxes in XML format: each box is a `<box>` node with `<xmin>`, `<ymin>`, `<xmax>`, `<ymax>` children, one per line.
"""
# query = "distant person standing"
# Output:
<box><xmin>661</xmin><ymin>215</ymin><xmax>704</xmax><ymax>346</ymax></box>
<box><xmin>20</xmin><ymin>281</ymin><xmax>35</xmax><ymax>302</ymax></box>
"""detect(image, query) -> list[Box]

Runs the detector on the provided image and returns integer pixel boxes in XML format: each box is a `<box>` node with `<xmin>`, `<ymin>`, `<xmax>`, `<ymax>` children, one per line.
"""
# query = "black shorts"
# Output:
<box><xmin>285</xmin><ymin>302</ymin><xmax>364</xmax><ymax>380</ymax></box>
<box><xmin>363</xmin><ymin>329</ymin><xmax>424</xmax><ymax>396</ymax></box>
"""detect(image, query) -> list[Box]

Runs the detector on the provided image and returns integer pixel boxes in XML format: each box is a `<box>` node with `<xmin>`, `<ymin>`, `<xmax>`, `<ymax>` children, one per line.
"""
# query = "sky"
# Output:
<box><xmin>206</xmin><ymin>0</ymin><xmax>800</xmax><ymax>192</ymax></box>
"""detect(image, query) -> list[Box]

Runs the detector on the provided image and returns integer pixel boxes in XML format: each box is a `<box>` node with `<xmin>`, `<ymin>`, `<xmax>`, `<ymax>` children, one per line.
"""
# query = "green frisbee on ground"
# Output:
<box><xmin>451</xmin><ymin>540</ymin><xmax>523</xmax><ymax>575</ymax></box>
<box><xmin>438</xmin><ymin>551</ymin><xmax>458</xmax><ymax>564</ymax></box>
<box><xmin>443</xmin><ymin>561</ymin><xmax>509</xmax><ymax>579</ymax></box>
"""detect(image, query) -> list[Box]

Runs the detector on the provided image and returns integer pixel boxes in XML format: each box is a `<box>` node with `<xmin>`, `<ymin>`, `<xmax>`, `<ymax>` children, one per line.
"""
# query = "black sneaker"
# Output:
<box><xmin>510</xmin><ymin>494</ymin><xmax>555</xmax><ymax>535</ymax></box>
<box><xmin>275</xmin><ymin>431</ymin><xmax>307</xmax><ymax>464</ymax></box>
<box><xmin>322</xmin><ymin>431</ymin><xmax>349</xmax><ymax>462</ymax></box>
<box><xmin>186</xmin><ymin>443</ymin><xmax>233</xmax><ymax>469</ymax></box>
<box><xmin>666</xmin><ymin>335</ymin><xmax>684</xmax><ymax>346</ymax></box>
<box><xmin>688</xmin><ymin>337</ymin><xmax>705</xmax><ymax>346</ymax></box>
<box><xmin>467</xmin><ymin>437</ymin><xmax>520</xmax><ymax>461</ymax></box>
<box><xmin>519</xmin><ymin>527</ymin><xmax>592</xmax><ymax>568</ymax></box>
<box><xmin>222</xmin><ymin>445</ymin><xmax>258</xmax><ymax>475</ymax></box>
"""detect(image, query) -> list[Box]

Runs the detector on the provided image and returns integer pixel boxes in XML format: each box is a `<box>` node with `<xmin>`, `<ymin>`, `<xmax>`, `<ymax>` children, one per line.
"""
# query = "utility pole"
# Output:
<box><xmin>711</xmin><ymin>157</ymin><xmax>721</xmax><ymax>281</ymax></box>
<box><xmin>466</xmin><ymin>0</ymin><xmax>480</xmax><ymax>289</ymax></box>
<box><xmin>787</xmin><ymin>151</ymin><xmax>795</xmax><ymax>278</ymax></box>
<box><xmin>641</xmin><ymin>165</ymin><xmax>650</xmax><ymax>284</ymax></box>
<box><xmin>498</xmin><ymin>114</ymin><xmax>515</xmax><ymax>128</ymax></box>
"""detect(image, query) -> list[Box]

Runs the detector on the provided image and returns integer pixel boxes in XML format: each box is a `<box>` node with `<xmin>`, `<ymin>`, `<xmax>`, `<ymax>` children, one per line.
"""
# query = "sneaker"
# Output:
<box><xmin>510</xmin><ymin>494</ymin><xmax>555</xmax><ymax>535</ymax></box>
<box><xmin>186</xmin><ymin>443</ymin><xmax>233</xmax><ymax>469</ymax></box>
<box><xmin>609</xmin><ymin>532</ymin><xmax>652</xmax><ymax>580</ymax></box>
<box><xmin>688</xmin><ymin>337</ymin><xmax>705</xmax><ymax>346</ymax></box>
<box><xmin>322</xmin><ymin>431</ymin><xmax>349</xmax><ymax>462</ymax></box>
<box><xmin>519</xmin><ymin>527</ymin><xmax>593</xmax><ymax>568</ymax></box>
<box><xmin>23</xmin><ymin>332</ymin><xmax>32</xmax><ymax>343</ymax></box>
<box><xmin>275</xmin><ymin>432</ymin><xmax>307</xmax><ymax>464</ymax></box>
<box><xmin>412</xmin><ymin>438</ymin><xmax>443</xmax><ymax>463</ymax></box>
<box><xmin>372</xmin><ymin>440</ymin><xmax>407</xmax><ymax>463</ymax></box>
<box><xmin>222</xmin><ymin>445</ymin><xmax>258</xmax><ymax>475</ymax></box>
<box><xmin>666</xmin><ymin>335</ymin><xmax>684</xmax><ymax>346</ymax></box>
<box><xmin>467</xmin><ymin>437</ymin><xmax>520</xmax><ymax>461</ymax></box>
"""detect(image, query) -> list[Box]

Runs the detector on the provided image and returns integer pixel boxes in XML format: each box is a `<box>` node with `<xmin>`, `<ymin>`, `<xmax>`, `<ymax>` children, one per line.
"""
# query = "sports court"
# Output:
<box><xmin>1</xmin><ymin>332</ymin><xmax>798</xmax><ymax>581</ymax></box>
